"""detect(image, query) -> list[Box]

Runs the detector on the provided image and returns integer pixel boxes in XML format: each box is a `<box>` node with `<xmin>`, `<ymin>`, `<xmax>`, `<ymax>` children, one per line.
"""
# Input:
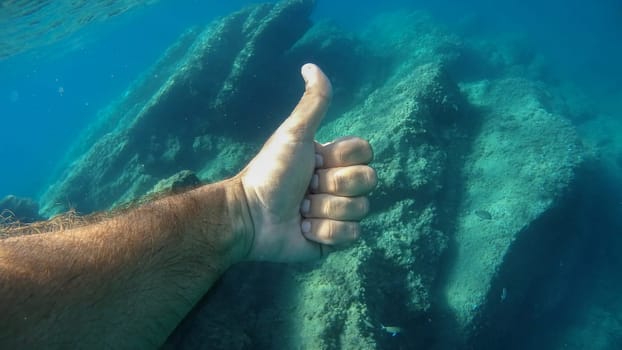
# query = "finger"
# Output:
<box><xmin>278</xmin><ymin>63</ymin><xmax>333</xmax><ymax>142</ymax></box>
<box><xmin>301</xmin><ymin>218</ymin><xmax>360</xmax><ymax>246</ymax></box>
<box><xmin>315</xmin><ymin>137</ymin><xmax>373</xmax><ymax>168</ymax></box>
<box><xmin>300</xmin><ymin>194</ymin><xmax>370</xmax><ymax>221</ymax></box>
<box><xmin>310</xmin><ymin>165</ymin><xmax>377</xmax><ymax>196</ymax></box>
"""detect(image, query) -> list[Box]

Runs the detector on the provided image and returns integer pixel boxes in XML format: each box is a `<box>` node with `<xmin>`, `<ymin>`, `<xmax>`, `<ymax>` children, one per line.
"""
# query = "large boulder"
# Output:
<box><xmin>444</xmin><ymin>77</ymin><xmax>584</xmax><ymax>345</ymax></box>
<box><xmin>39</xmin><ymin>0</ymin><xmax>315</xmax><ymax>217</ymax></box>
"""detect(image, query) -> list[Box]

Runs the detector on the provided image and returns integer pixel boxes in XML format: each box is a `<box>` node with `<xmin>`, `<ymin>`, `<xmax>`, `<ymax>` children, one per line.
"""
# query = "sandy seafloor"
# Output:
<box><xmin>1</xmin><ymin>0</ymin><xmax>621</xmax><ymax>349</ymax></box>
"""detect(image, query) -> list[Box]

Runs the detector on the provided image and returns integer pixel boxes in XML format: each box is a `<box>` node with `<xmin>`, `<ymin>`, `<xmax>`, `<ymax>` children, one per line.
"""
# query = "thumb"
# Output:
<box><xmin>278</xmin><ymin>63</ymin><xmax>333</xmax><ymax>142</ymax></box>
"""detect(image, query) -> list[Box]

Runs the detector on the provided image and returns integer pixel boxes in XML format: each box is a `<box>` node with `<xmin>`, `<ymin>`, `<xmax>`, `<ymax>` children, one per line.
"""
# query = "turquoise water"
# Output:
<box><xmin>1</xmin><ymin>1</ymin><xmax>265</xmax><ymax>198</ymax></box>
<box><xmin>1</xmin><ymin>0</ymin><xmax>621</xmax><ymax>349</ymax></box>
<box><xmin>1</xmin><ymin>1</ymin><xmax>620</xmax><ymax>199</ymax></box>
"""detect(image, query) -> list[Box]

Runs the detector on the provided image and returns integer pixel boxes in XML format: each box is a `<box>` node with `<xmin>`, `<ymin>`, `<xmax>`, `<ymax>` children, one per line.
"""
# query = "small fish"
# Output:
<box><xmin>500</xmin><ymin>287</ymin><xmax>508</xmax><ymax>302</ymax></box>
<box><xmin>381</xmin><ymin>324</ymin><xmax>402</xmax><ymax>336</ymax></box>
<box><xmin>474</xmin><ymin>209</ymin><xmax>492</xmax><ymax>220</ymax></box>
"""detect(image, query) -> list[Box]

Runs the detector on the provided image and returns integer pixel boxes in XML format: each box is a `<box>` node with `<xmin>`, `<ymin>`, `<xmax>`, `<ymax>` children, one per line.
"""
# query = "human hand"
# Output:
<box><xmin>235</xmin><ymin>64</ymin><xmax>376</xmax><ymax>262</ymax></box>
<box><xmin>0</xmin><ymin>63</ymin><xmax>373</xmax><ymax>350</ymax></box>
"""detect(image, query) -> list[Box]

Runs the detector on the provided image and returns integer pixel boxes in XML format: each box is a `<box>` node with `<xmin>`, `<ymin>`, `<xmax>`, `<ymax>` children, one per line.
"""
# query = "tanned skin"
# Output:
<box><xmin>0</xmin><ymin>64</ymin><xmax>376</xmax><ymax>349</ymax></box>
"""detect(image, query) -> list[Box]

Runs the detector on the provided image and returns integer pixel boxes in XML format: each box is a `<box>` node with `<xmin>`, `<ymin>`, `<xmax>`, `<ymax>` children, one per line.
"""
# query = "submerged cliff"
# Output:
<box><xmin>39</xmin><ymin>1</ymin><xmax>607</xmax><ymax>349</ymax></box>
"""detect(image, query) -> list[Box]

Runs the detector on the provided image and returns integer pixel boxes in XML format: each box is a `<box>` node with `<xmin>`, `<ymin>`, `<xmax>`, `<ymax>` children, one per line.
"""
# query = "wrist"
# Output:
<box><xmin>179</xmin><ymin>178</ymin><xmax>254</xmax><ymax>268</ymax></box>
<box><xmin>222</xmin><ymin>176</ymin><xmax>255</xmax><ymax>264</ymax></box>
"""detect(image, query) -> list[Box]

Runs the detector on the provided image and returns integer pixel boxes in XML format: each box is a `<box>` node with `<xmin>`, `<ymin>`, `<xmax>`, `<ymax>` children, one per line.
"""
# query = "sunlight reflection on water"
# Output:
<box><xmin>0</xmin><ymin>0</ymin><xmax>160</xmax><ymax>59</ymax></box>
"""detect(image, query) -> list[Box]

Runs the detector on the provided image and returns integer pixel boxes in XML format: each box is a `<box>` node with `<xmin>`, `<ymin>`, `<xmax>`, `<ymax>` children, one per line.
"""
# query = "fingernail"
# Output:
<box><xmin>310</xmin><ymin>174</ymin><xmax>319</xmax><ymax>190</ymax></box>
<box><xmin>315</xmin><ymin>153</ymin><xmax>323</xmax><ymax>167</ymax></box>
<box><xmin>301</xmin><ymin>63</ymin><xmax>317</xmax><ymax>85</ymax></box>
<box><xmin>301</xmin><ymin>198</ymin><xmax>311</xmax><ymax>213</ymax></box>
<box><xmin>301</xmin><ymin>220</ymin><xmax>311</xmax><ymax>234</ymax></box>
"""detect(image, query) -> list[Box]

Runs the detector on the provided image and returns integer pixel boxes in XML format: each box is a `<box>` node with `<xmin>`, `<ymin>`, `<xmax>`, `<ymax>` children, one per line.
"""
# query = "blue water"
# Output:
<box><xmin>1</xmin><ymin>0</ymin><xmax>620</xmax><ymax>198</ymax></box>
<box><xmin>2</xmin><ymin>0</ymin><xmax>620</xmax><ymax>198</ymax></box>
<box><xmin>0</xmin><ymin>0</ymin><xmax>267</xmax><ymax>198</ymax></box>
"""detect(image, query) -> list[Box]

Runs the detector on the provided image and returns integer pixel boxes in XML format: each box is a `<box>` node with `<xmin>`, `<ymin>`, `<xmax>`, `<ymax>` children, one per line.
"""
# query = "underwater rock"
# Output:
<box><xmin>276</xmin><ymin>11</ymin><xmax>585</xmax><ymax>350</ymax></box>
<box><xmin>301</xmin><ymin>60</ymin><xmax>468</xmax><ymax>350</ymax></box>
<box><xmin>39</xmin><ymin>0</ymin><xmax>315</xmax><ymax>217</ymax></box>
<box><xmin>37</xmin><ymin>2</ymin><xmax>590</xmax><ymax>349</ymax></box>
<box><xmin>360</xmin><ymin>11</ymin><xmax>464</xmax><ymax>75</ymax></box>
<box><xmin>0</xmin><ymin>195</ymin><xmax>42</xmax><ymax>223</ymax></box>
<box><xmin>288</xmin><ymin>20</ymin><xmax>380</xmax><ymax>115</ymax></box>
<box><xmin>147</xmin><ymin>170</ymin><xmax>200</xmax><ymax>195</ymax></box>
<box><xmin>443</xmin><ymin>77</ymin><xmax>585</xmax><ymax>344</ymax></box>
<box><xmin>167</xmin><ymin>11</ymin><xmax>469</xmax><ymax>350</ymax></box>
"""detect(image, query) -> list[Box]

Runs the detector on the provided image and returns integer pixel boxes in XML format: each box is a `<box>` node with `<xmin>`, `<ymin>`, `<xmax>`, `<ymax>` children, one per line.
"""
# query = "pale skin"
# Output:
<box><xmin>0</xmin><ymin>64</ymin><xmax>377</xmax><ymax>349</ymax></box>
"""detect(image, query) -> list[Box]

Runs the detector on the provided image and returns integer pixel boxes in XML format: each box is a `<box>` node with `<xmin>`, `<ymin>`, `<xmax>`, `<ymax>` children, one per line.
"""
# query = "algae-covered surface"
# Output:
<box><xmin>3</xmin><ymin>0</ymin><xmax>622</xmax><ymax>349</ymax></box>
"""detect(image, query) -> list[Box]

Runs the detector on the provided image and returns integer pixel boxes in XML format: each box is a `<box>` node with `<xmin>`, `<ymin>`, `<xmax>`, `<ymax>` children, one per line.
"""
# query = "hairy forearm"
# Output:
<box><xmin>0</xmin><ymin>178</ymin><xmax>251</xmax><ymax>349</ymax></box>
